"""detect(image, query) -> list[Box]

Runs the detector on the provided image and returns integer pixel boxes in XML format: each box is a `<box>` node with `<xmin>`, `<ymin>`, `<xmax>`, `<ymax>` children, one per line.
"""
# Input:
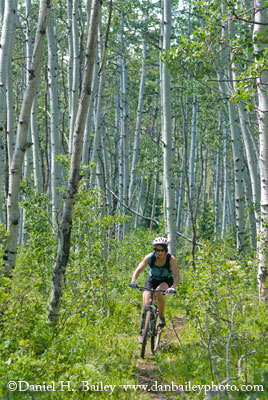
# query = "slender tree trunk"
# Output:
<box><xmin>118</xmin><ymin>10</ymin><xmax>129</xmax><ymax>238</ymax></box>
<box><xmin>227</xmin><ymin>100</ymin><xmax>246</xmax><ymax>253</ymax></box>
<box><xmin>47</xmin><ymin>15</ymin><xmax>63</xmax><ymax>231</ymax></box>
<box><xmin>128</xmin><ymin>18</ymin><xmax>147</xmax><ymax>206</ymax></box>
<box><xmin>214</xmin><ymin>138</ymin><xmax>222</xmax><ymax>240</ymax></box>
<box><xmin>68</xmin><ymin>0</ymin><xmax>80</xmax><ymax>153</ymax></box>
<box><xmin>253</xmin><ymin>0</ymin><xmax>268</xmax><ymax>301</ymax></box>
<box><xmin>31</xmin><ymin>97</ymin><xmax>43</xmax><ymax>191</ymax></box>
<box><xmin>90</xmin><ymin>18</ymin><xmax>105</xmax><ymax>188</ymax></box>
<box><xmin>3</xmin><ymin>0</ymin><xmax>52</xmax><ymax>275</ymax></box>
<box><xmin>176</xmin><ymin>151</ymin><xmax>185</xmax><ymax>233</ymax></box>
<box><xmin>243</xmin><ymin>165</ymin><xmax>256</xmax><ymax>248</ymax></box>
<box><xmin>229</xmin><ymin>19</ymin><xmax>259</xmax><ymax>248</ymax></box>
<box><xmin>185</xmin><ymin>98</ymin><xmax>198</xmax><ymax>235</ymax></box>
<box><xmin>222</xmin><ymin>126</ymin><xmax>230</xmax><ymax>239</ymax></box>
<box><xmin>82</xmin><ymin>56</ymin><xmax>98</xmax><ymax>165</ymax></box>
<box><xmin>0</xmin><ymin>0</ymin><xmax>18</xmax><ymax>226</ymax></box>
<box><xmin>161</xmin><ymin>0</ymin><xmax>176</xmax><ymax>254</ymax></box>
<box><xmin>48</xmin><ymin>0</ymin><xmax>101</xmax><ymax>324</ymax></box>
<box><xmin>67</xmin><ymin>0</ymin><xmax>73</xmax><ymax>136</ymax></box>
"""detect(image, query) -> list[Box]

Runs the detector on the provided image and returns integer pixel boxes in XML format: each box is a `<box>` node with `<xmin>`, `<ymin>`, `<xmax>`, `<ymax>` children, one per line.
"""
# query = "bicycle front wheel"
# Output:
<box><xmin>141</xmin><ymin>310</ymin><xmax>151</xmax><ymax>358</ymax></box>
<box><xmin>151</xmin><ymin>312</ymin><xmax>158</xmax><ymax>353</ymax></box>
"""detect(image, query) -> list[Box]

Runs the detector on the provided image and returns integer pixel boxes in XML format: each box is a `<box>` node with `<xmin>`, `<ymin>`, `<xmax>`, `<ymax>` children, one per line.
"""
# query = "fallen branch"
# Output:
<box><xmin>106</xmin><ymin>186</ymin><xmax>159</xmax><ymax>226</ymax></box>
<box><xmin>176</xmin><ymin>231</ymin><xmax>203</xmax><ymax>247</ymax></box>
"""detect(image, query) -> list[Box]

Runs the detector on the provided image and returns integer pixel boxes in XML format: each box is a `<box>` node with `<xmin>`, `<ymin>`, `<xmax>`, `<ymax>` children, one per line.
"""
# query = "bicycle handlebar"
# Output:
<box><xmin>129</xmin><ymin>283</ymin><xmax>176</xmax><ymax>294</ymax></box>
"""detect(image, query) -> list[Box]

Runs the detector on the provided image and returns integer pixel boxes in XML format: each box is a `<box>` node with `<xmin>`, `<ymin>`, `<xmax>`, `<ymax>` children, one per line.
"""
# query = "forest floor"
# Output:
<box><xmin>133</xmin><ymin>316</ymin><xmax>185</xmax><ymax>399</ymax></box>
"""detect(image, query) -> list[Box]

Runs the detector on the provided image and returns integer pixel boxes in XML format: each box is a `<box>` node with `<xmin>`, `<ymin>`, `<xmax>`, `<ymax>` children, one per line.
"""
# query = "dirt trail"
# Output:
<box><xmin>133</xmin><ymin>316</ymin><xmax>185</xmax><ymax>399</ymax></box>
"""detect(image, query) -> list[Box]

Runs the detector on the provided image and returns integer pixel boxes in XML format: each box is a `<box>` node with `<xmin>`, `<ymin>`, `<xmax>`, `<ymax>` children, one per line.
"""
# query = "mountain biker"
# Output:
<box><xmin>130</xmin><ymin>237</ymin><xmax>180</xmax><ymax>334</ymax></box>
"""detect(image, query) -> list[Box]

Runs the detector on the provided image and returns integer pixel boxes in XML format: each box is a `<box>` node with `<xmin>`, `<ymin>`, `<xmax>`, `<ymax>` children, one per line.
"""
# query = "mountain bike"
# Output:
<box><xmin>130</xmin><ymin>284</ymin><xmax>176</xmax><ymax>358</ymax></box>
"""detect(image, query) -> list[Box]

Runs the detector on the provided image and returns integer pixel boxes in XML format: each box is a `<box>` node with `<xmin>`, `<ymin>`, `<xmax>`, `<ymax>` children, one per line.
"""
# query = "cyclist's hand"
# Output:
<box><xmin>167</xmin><ymin>287</ymin><xmax>176</xmax><ymax>294</ymax></box>
<box><xmin>129</xmin><ymin>282</ymin><xmax>138</xmax><ymax>288</ymax></box>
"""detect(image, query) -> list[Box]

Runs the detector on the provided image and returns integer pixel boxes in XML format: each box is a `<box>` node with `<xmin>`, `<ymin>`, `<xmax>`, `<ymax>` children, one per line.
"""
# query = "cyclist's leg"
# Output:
<box><xmin>142</xmin><ymin>290</ymin><xmax>151</xmax><ymax>315</ymax></box>
<box><xmin>155</xmin><ymin>282</ymin><xmax>169</xmax><ymax>319</ymax></box>
<box><xmin>142</xmin><ymin>275</ymin><xmax>155</xmax><ymax>315</ymax></box>
<box><xmin>139</xmin><ymin>276</ymin><xmax>154</xmax><ymax>341</ymax></box>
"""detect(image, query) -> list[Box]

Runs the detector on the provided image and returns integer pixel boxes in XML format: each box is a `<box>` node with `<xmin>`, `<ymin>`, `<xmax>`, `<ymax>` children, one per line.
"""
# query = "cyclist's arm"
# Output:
<box><xmin>131</xmin><ymin>253</ymin><xmax>151</xmax><ymax>283</ymax></box>
<box><xmin>169</xmin><ymin>255</ymin><xmax>180</xmax><ymax>289</ymax></box>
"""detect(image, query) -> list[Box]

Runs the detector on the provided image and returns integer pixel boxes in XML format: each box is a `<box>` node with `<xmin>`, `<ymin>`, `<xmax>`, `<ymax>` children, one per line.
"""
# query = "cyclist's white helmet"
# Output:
<box><xmin>153</xmin><ymin>237</ymin><xmax>168</xmax><ymax>246</ymax></box>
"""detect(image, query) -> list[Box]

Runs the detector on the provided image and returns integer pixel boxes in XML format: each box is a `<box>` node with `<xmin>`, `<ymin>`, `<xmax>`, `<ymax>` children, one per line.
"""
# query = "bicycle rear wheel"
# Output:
<box><xmin>141</xmin><ymin>310</ymin><xmax>151</xmax><ymax>358</ymax></box>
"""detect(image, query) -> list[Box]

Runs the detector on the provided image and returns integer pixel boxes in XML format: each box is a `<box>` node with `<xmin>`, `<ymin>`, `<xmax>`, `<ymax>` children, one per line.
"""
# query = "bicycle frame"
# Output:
<box><xmin>132</xmin><ymin>285</ymin><xmax>169</xmax><ymax>357</ymax></box>
<box><xmin>139</xmin><ymin>289</ymin><xmax>159</xmax><ymax>336</ymax></box>
<box><xmin>130</xmin><ymin>283</ymin><xmax>176</xmax><ymax>357</ymax></box>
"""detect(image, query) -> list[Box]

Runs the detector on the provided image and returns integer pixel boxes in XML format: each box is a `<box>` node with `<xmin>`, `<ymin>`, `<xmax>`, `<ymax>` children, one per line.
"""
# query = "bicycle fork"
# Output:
<box><xmin>140</xmin><ymin>305</ymin><xmax>157</xmax><ymax>336</ymax></box>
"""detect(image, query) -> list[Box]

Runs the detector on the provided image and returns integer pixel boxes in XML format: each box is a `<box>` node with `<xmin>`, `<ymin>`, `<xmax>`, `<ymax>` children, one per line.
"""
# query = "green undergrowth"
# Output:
<box><xmin>0</xmin><ymin>189</ymin><xmax>268</xmax><ymax>399</ymax></box>
<box><xmin>148</xmin><ymin>243</ymin><xmax>268</xmax><ymax>399</ymax></box>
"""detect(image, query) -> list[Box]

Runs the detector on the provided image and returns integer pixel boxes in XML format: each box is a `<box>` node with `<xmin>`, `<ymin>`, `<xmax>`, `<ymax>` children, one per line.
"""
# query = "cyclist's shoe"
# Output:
<box><xmin>159</xmin><ymin>316</ymin><xmax>166</xmax><ymax>327</ymax></box>
<box><xmin>138</xmin><ymin>335</ymin><xmax>143</xmax><ymax>344</ymax></box>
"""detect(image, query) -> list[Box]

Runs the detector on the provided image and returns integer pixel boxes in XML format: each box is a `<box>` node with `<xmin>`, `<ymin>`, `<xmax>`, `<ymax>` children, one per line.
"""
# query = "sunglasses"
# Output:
<box><xmin>154</xmin><ymin>248</ymin><xmax>165</xmax><ymax>253</ymax></box>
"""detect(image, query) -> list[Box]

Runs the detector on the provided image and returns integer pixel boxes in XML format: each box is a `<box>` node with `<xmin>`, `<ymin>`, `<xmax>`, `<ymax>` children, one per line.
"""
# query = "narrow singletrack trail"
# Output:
<box><xmin>133</xmin><ymin>316</ymin><xmax>185</xmax><ymax>399</ymax></box>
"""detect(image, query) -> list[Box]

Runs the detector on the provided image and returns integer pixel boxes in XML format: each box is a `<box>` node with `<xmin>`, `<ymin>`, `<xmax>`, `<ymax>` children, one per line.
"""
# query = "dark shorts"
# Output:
<box><xmin>145</xmin><ymin>275</ymin><xmax>174</xmax><ymax>290</ymax></box>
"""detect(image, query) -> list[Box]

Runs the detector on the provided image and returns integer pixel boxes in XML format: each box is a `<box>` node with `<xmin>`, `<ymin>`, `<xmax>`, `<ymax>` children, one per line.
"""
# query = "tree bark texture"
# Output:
<box><xmin>3</xmin><ymin>0</ymin><xmax>52</xmax><ymax>275</ymax></box>
<box><xmin>48</xmin><ymin>0</ymin><xmax>102</xmax><ymax>324</ymax></box>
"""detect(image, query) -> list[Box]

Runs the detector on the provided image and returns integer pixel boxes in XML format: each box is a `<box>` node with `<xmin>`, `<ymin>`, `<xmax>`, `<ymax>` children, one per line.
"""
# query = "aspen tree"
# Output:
<box><xmin>0</xmin><ymin>0</ymin><xmax>18</xmax><ymax>224</ymax></box>
<box><xmin>47</xmin><ymin>15</ymin><xmax>63</xmax><ymax>231</ymax></box>
<box><xmin>68</xmin><ymin>0</ymin><xmax>80</xmax><ymax>153</ymax></box>
<box><xmin>214</xmin><ymin>128</ymin><xmax>222</xmax><ymax>239</ymax></box>
<box><xmin>3</xmin><ymin>0</ymin><xmax>52</xmax><ymax>275</ymax></box>
<box><xmin>161</xmin><ymin>0</ymin><xmax>176</xmax><ymax>254</ymax></box>
<box><xmin>128</xmin><ymin>7</ymin><xmax>148</xmax><ymax>206</ymax></box>
<box><xmin>253</xmin><ymin>0</ymin><xmax>268</xmax><ymax>300</ymax></box>
<box><xmin>209</xmin><ymin>6</ymin><xmax>247</xmax><ymax>252</ymax></box>
<box><xmin>90</xmin><ymin>17</ymin><xmax>105</xmax><ymax>187</ymax></box>
<box><xmin>82</xmin><ymin>57</ymin><xmax>98</xmax><ymax>164</ymax></box>
<box><xmin>26</xmin><ymin>0</ymin><xmax>43</xmax><ymax>192</ymax></box>
<box><xmin>118</xmin><ymin>9</ymin><xmax>129</xmax><ymax>238</ymax></box>
<box><xmin>229</xmin><ymin>19</ymin><xmax>259</xmax><ymax>245</ymax></box>
<box><xmin>48</xmin><ymin>0</ymin><xmax>102</xmax><ymax>323</ymax></box>
<box><xmin>67</xmin><ymin>0</ymin><xmax>73</xmax><ymax>135</ymax></box>
<box><xmin>221</xmin><ymin>126</ymin><xmax>231</xmax><ymax>239</ymax></box>
<box><xmin>185</xmin><ymin>98</ymin><xmax>198</xmax><ymax>236</ymax></box>
<box><xmin>176</xmin><ymin>149</ymin><xmax>185</xmax><ymax>234</ymax></box>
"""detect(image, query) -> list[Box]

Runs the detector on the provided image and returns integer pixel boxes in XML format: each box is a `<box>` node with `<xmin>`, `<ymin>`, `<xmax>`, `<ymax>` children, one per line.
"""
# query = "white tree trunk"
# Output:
<box><xmin>118</xmin><ymin>11</ymin><xmax>129</xmax><ymax>238</ymax></box>
<box><xmin>68</xmin><ymin>0</ymin><xmax>80</xmax><ymax>153</ymax></box>
<box><xmin>253</xmin><ymin>0</ymin><xmax>268</xmax><ymax>300</ymax></box>
<box><xmin>90</xmin><ymin>18</ymin><xmax>105</xmax><ymax>188</ymax></box>
<box><xmin>48</xmin><ymin>15</ymin><xmax>63</xmax><ymax>231</ymax></box>
<box><xmin>185</xmin><ymin>98</ymin><xmax>198</xmax><ymax>235</ymax></box>
<box><xmin>82</xmin><ymin>56</ymin><xmax>98</xmax><ymax>165</ymax></box>
<box><xmin>67</xmin><ymin>0</ymin><xmax>73</xmax><ymax>136</ymax></box>
<box><xmin>128</xmin><ymin>16</ymin><xmax>147</xmax><ymax>206</ymax></box>
<box><xmin>221</xmin><ymin>126</ymin><xmax>230</xmax><ymax>239</ymax></box>
<box><xmin>212</xmin><ymin>10</ymin><xmax>247</xmax><ymax>252</ymax></box>
<box><xmin>48</xmin><ymin>0</ymin><xmax>101</xmax><ymax>323</ymax></box>
<box><xmin>229</xmin><ymin>19</ymin><xmax>259</xmax><ymax>246</ymax></box>
<box><xmin>243</xmin><ymin>166</ymin><xmax>257</xmax><ymax>248</ymax></box>
<box><xmin>3</xmin><ymin>0</ymin><xmax>52</xmax><ymax>274</ymax></box>
<box><xmin>31</xmin><ymin>97</ymin><xmax>43</xmax><ymax>191</ymax></box>
<box><xmin>214</xmin><ymin>126</ymin><xmax>222</xmax><ymax>239</ymax></box>
<box><xmin>0</xmin><ymin>0</ymin><xmax>18</xmax><ymax>225</ymax></box>
<box><xmin>161</xmin><ymin>0</ymin><xmax>176</xmax><ymax>254</ymax></box>
<box><xmin>227</xmin><ymin>100</ymin><xmax>246</xmax><ymax>253</ymax></box>
<box><xmin>176</xmin><ymin>152</ymin><xmax>185</xmax><ymax>233</ymax></box>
